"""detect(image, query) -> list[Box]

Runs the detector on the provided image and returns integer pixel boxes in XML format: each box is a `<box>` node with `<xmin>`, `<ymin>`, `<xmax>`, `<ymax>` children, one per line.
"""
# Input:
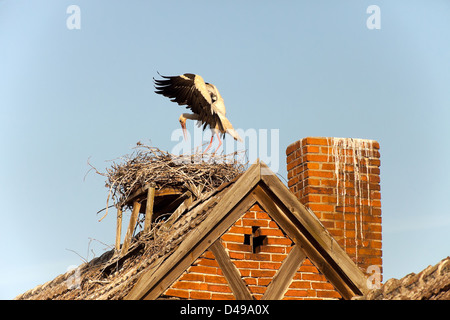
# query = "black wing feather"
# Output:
<box><xmin>154</xmin><ymin>73</ymin><xmax>221</xmax><ymax>131</ymax></box>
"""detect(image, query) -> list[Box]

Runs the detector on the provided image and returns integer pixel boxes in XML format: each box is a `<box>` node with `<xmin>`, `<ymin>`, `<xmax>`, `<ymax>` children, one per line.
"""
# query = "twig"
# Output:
<box><xmin>66</xmin><ymin>248</ymin><xmax>88</xmax><ymax>264</ymax></box>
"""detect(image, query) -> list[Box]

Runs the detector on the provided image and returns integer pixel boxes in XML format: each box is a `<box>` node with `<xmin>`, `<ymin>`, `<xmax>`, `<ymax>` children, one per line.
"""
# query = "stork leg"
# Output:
<box><xmin>203</xmin><ymin>135</ymin><xmax>215</xmax><ymax>154</ymax></box>
<box><xmin>203</xmin><ymin>132</ymin><xmax>222</xmax><ymax>155</ymax></box>
<box><xmin>212</xmin><ymin>133</ymin><xmax>222</xmax><ymax>155</ymax></box>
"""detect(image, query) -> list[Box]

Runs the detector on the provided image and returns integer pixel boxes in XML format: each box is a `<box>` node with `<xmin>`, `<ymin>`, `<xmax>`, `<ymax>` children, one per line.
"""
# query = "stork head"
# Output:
<box><xmin>179</xmin><ymin>114</ymin><xmax>187</xmax><ymax>140</ymax></box>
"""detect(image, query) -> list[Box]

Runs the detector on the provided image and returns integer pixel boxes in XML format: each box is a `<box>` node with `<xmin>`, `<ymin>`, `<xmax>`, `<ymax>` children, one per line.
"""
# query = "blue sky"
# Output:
<box><xmin>1</xmin><ymin>0</ymin><xmax>450</xmax><ymax>299</ymax></box>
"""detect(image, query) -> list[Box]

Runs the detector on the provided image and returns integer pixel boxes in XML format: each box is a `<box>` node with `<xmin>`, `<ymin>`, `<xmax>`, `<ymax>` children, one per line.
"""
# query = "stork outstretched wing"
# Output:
<box><xmin>154</xmin><ymin>73</ymin><xmax>222</xmax><ymax>131</ymax></box>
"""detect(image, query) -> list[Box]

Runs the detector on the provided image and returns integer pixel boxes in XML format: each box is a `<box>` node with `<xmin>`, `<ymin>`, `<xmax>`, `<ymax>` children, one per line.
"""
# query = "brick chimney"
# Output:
<box><xmin>286</xmin><ymin>137</ymin><xmax>382</xmax><ymax>279</ymax></box>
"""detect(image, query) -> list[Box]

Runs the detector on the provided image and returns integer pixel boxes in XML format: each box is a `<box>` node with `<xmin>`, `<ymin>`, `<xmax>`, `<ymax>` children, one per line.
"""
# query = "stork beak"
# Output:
<box><xmin>180</xmin><ymin>120</ymin><xmax>187</xmax><ymax>141</ymax></box>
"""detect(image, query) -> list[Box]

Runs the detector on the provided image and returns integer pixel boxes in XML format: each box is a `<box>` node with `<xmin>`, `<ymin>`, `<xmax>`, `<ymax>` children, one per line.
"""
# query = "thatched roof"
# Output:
<box><xmin>356</xmin><ymin>257</ymin><xmax>450</xmax><ymax>300</ymax></box>
<box><xmin>15</xmin><ymin>179</ymin><xmax>236</xmax><ymax>300</ymax></box>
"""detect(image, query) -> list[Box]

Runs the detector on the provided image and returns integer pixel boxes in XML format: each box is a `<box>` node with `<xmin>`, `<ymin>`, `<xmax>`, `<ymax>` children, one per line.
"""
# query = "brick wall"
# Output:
<box><xmin>162</xmin><ymin>204</ymin><xmax>341</xmax><ymax>300</ymax></box>
<box><xmin>286</xmin><ymin>137</ymin><xmax>382</xmax><ymax>278</ymax></box>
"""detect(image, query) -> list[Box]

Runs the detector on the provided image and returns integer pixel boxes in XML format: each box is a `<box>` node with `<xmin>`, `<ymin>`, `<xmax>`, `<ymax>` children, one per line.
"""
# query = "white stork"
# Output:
<box><xmin>154</xmin><ymin>73</ymin><xmax>243</xmax><ymax>154</ymax></box>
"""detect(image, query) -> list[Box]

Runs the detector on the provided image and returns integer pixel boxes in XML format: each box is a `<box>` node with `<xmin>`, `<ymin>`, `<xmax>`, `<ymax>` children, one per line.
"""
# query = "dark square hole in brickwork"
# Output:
<box><xmin>243</xmin><ymin>234</ymin><xmax>251</xmax><ymax>246</ymax></box>
<box><xmin>251</xmin><ymin>226</ymin><xmax>266</xmax><ymax>254</ymax></box>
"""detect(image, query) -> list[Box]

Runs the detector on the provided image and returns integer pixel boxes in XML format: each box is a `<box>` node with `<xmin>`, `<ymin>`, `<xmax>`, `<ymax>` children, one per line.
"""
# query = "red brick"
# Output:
<box><xmin>371</xmin><ymin>141</ymin><xmax>380</xmax><ymax>149</ymax></box>
<box><xmin>254</xmin><ymin>228</ymin><xmax>284</xmax><ymax>237</ymax></box>
<box><xmin>364</xmin><ymin>257</ymin><xmax>383</xmax><ymax>266</ymax></box>
<box><xmin>249</xmin><ymin>286</ymin><xmax>266</xmax><ymax>294</ymax></box>
<box><xmin>321</xmin><ymin>163</ymin><xmax>335</xmax><ymax>171</ymax></box>
<box><xmin>172</xmin><ymin>281</ymin><xmax>208</xmax><ymax>290</ymax></box>
<box><xmin>304</xmin><ymin>162</ymin><xmax>320</xmax><ymax>170</ymax></box>
<box><xmin>238</xmin><ymin>269</ymin><xmax>250</xmax><ymax>277</ymax></box>
<box><xmin>190</xmin><ymin>291</ymin><xmax>211</xmax><ymax>299</ymax></box>
<box><xmin>255</xmin><ymin>211</ymin><xmax>271</xmax><ymax>220</ymax></box>
<box><xmin>227</xmin><ymin>226</ymin><xmax>252</xmax><ymax>235</ymax></box>
<box><xmin>263</xmin><ymin>237</ymin><xmax>292</xmax><ymax>246</ymax></box>
<box><xmin>303</xmin><ymin>145</ymin><xmax>320</xmax><ymax>153</ymax></box>
<box><xmin>271</xmin><ymin>254</ymin><xmax>288</xmax><ymax>262</ymax></box>
<box><xmin>268</xmin><ymin>220</ymin><xmax>279</xmax><ymax>228</ymax></box>
<box><xmin>221</xmin><ymin>234</ymin><xmax>245</xmax><ymax>243</ymax></box>
<box><xmin>202</xmin><ymin>250</ymin><xmax>215</xmax><ymax>259</ymax></box>
<box><xmin>197</xmin><ymin>258</ymin><xmax>219</xmax><ymax>267</ymax></box>
<box><xmin>242</xmin><ymin>219</ymin><xmax>269</xmax><ymax>227</ymax></box>
<box><xmin>205</xmin><ymin>275</ymin><xmax>228</xmax><ymax>284</ymax></box>
<box><xmin>244</xmin><ymin>253</ymin><xmax>271</xmax><ymax>261</ymax></box>
<box><xmin>212</xmin><ymin>293</ymin><xmax>235</xmax><ymax>300</ymax></box>
<box><xmin>319</xmin><ymin>179</ymin><xmax>337</xmax><ymax>187</ymax></box>
<box><xmin>286</xmin><ymin>141</ymin><xmax>300</xmax><ymax>156</ymax></box>
<box><xmin>307</xmin><ymin>204</ymin><xmax>335</xmax><ymax>212</ymax></box>
<box><xmin>306</xmin><ymin>290</ymin><xmax>318</xmax><ymax>297</ymax></box>
<box><xmin>233</xmin><ymin>260</ymin><xmax>259</xmax><ymax>269</ymax></box>
<box><xmin>321</xmin><ymin>195</ymin><xmax>337</xmax><ymax>204</ymax></box>
<box><xmin>225</xmin><ymin>243</ymin><xmax>252</xmax><ymax>252</ymax></box>
<box><xmin>365</xmin><ymin>232</ymin><xmax>382</xmax><ymax>241</ymax></box>
<box><xmin>301</xmin><ymin>258</ymin><xmax>314</xmax><ymax>266</ymax></box>
<box><xmin>189</xmin><ymin>266</ymin><xmax>218</xmax><ymax>275</ymax></box>
<box><xmin>289</xmin><ymin>281</ymin><xmax>311</xmax><ymax>289</ymax></box>
<box><xmin>303</xmin><ymin>186</ymin><xmax>334</xmax><ymax>195</ymax></box>
<box><xmin>370</xmin><ymin>240</ymin><xmax>382</xmax><ymax>249</ymax></box>
<box><xmin>304</xmin><ymin>194</ymin><xmax>321</xmax><ymax>203</ymax></box>
<box><xmin>302</xmin><ymin>273</ymin><xmax>325</xmax><ymax>281</ymax></box>
<box><xmin>284</xmin><ymin>289</ymin><xmax>308</xmax><ymax>297</ymax></box>
<box><xmin>250</xmin><ymin>270</ymin><xmax>276</xmax><ymax>277</ymax></box>
<box><xmin>336</xmin><ymin>206</ymin><xmax>357</xmax><ymax>213</ymax></box>
<box><xmin>180</xmin><ymin>273</ymin><xmax>204</xmax><ymax>282</ymax></box>
<box><xmin>306</xmin><ymin>170</ymin><xmax>334</xmax><ymax>178</ymax></box>
<box><xmin>305</xmin><ymin>154</ymin><xmax>329</xmax><ymax>162</ymax></box>
<box><xmin>257</xmin><ymin>278</ymin><xmax>273</xmax><ymax>286</ymax></box>
<box><xmin>317</xmin><ymin>290</ymin><xmax>341</xmax><ymax>299</ymax></box>
<box><xmin>311</xmin><ymin>282</ymin><xmax>335</xmax><ymax>290</ymax></box>
<box><xmin>321</xmin><ymin>220</ymin><xmax>335</xmax><ymax>229</ymax></box>
<box><xmin>164</xmin><ymin>288</ymin><xmax>189</xmax><ymax>299</ymax></box>
<box><xmin>260</xmin><ymin>262</ymin><xmax>282</xmax><ymax>270</ymax></box>
<box><xmin>208</xmin><ymin>284</ymin><xmax>232</xmax><ymax>293</ymax></box>
<box><xmin>242</xmin><ymin>211</ymin><xmax>255</xmax><ymax>219</ymax></box>
<box><xmin>228</xmin><ymin>251</ymin><xmax>245</xmax><ymax>259</ymax></box>
<box><xmin>256</xmin><ymin>245</ymin><xmax>286</xmax><ymax>253</ymax></box>
<box><xmin>358</xmin><ymin>247</ymin><xmax>381</xmax><ymax>256</ymax></box>
<box><xmin>320</xmin><ymin>146</ymin><xmax>332</xmax><ymax>155</ymax></box>
<box><xmin>303</xmin><ymin>137</ymin><xmax>330</xmax><ymax>146</ymax></box>
<box><xmin>243</xmin><ymin>277</ymin><xmax>257</xmax><ymax>285</ymax></box>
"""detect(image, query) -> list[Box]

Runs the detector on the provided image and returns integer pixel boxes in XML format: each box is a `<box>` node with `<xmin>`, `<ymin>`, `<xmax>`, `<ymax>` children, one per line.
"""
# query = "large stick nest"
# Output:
<box><xmin>96</xmin><ymin>143</ymin><xmax>247</xmax><ymax>210</ymax></box>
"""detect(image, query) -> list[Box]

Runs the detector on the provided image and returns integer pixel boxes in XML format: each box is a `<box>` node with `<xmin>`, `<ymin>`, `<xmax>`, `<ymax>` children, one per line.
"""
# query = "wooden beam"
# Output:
<box><xmin>119</xmin><ymin>185</ymin><xmax>183</xmax><ymax>208</ymax></box>
<box><xmin>163</xmin><ymin>192</ymin><xmax>193</xmax><ymax>227</ymax></box>
<box><xmin>136</xmin><ymin>194</ymin><xmax>257</xmax><ymax>300</ymax></box>
<box><xmin>115</xmin><ymin>206</ymin><xmax>123</xmax><ymax>251</ymax></box>
<box><xmin>144</xmin><ymin>186</ymin><xmax>155</xmax><ymax>233</ymax></box>
<box><xmin>121</xmin><ymin>201</ymin><xmax>141</xmax><ymax>256</ymax></box>
<box><xmin>126</xmin><ymin>161</ymin><xmax>262</xmax><ymax>300</ymax></box>
<box><xmin>262</xmin><ymin>244</ymin><xmax>306</xmax><ymax>300</ymax></box>
<box><xmin>210</xmin><ymin>240</ymin><xmax>253</xmax><ymax>300</ymax></box>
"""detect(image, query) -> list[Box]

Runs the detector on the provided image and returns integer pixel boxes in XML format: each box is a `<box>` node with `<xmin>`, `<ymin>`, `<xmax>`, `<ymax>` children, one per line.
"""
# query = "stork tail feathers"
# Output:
<box><xmin>226</xmin><ymin>128</ymin><xmax>243</xmax><ymax>143</ymax></box>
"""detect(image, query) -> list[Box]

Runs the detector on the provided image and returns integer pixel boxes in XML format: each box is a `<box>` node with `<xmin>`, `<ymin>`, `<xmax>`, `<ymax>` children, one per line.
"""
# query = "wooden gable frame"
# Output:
<box><xmin>126</xmin><ymin>160</ymin><xmax>369</xmax><ymax>300</ymax></box>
